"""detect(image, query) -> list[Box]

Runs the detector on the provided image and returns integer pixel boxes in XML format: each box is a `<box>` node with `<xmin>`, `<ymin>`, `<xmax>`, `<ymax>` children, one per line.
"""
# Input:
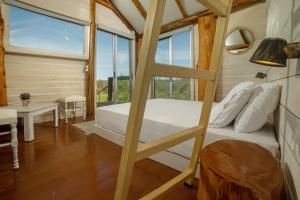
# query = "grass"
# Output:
<box><xmin>96</xmin><ymin>78</ymin><xmax>190</xmax><ymax>105</ymax></box>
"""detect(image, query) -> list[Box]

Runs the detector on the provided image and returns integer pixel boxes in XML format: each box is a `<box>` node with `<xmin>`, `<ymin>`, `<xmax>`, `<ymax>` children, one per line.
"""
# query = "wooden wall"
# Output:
<box><xmin>5</xmin><ymin>55</ymin><xmax>86</xmax><ymax>121</ymax></box>
<box><xmin>215</xmin><ymin>3</ymin><xmax>267</xmax><ymax>101</ymax></box>
<box><xmin>266</xmin><ymin>0</ymin><xmax>300</xmax><ymax>199</ymax></box>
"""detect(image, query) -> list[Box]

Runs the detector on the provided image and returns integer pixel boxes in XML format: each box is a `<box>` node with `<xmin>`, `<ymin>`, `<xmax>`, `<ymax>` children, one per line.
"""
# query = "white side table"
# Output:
<box><xmin>0</xmin><ymin>108</ymin><xmax>19</xmax><ymax>169</ymax></box>
<box><xmin>58</xmin><ymin>95</ymin><xmax>86</xmax><ymax>124</ymax></box>
<box><xmin>4</xmin><ymin>103</ymin><xmax>58</xmax><ymax>142</ymax></box>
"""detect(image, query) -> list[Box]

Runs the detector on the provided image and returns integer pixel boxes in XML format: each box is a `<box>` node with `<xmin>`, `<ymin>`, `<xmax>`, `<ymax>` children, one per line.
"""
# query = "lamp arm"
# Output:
<box><xmin>285</xmin><ymin>42</ymin><xmax>300</xmax><ymax>59</ymax></box>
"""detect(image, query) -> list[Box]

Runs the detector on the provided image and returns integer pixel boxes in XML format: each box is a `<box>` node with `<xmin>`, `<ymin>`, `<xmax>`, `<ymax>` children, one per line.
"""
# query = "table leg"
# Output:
<box><xmin>10</xmin><ymin>122</ymin><xmax>19</xmax><ymax>169</ymax></box>
<box><xmin>83</xmin><ymin>101</ymin><xmax>86</xmax><ymax>120</ymax></box>
<box><xmin>24</xmin><ymin>113</ymin><xmax>34</xmax><ymax>142</ymax></box>
<box><xmin>65</xmin><ymin>102</ymin><xmax>68</xmax><ymax>124</ymax></box>
<box><xmin>54</xmin><ymin>106</ymin><xmax>58</xmax><ymax>127</ymax></box>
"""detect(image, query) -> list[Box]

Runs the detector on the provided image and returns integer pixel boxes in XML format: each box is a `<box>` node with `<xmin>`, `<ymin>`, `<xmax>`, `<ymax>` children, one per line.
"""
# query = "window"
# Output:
<box><xmin>154</xmin><ymin>29</ymin><xmax>192</xmax><ymax>100</ymax></box>
<box><xmin>96</xmin><ymin>30</ymin><xmax>132</xmax><ymax>107</ymax></box>
<box><xmin>9</xmin><ymin>5</ymin><xmax>85</xmax><ymax>55</ymax></box>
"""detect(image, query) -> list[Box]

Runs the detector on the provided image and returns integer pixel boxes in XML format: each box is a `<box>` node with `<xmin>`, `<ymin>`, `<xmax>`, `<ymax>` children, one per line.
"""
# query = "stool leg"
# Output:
<box><xmin>83</xmin><ymin>101</ymin><xmax>86</xmax><ymax>120</ymax></box>
<box><xmin>65</xmin><ymin>102</ymin><xmax>68</xmax><ymax>124</ymax></box>
<box><xmin>10</xmin><ymin>122</ymin><xmax>19</xmax><ymax>170</ymax></box>
<box><xmin>73</xmin><ymin>101</ymin><xmax>76</xmax><ymax>119</ymax></box>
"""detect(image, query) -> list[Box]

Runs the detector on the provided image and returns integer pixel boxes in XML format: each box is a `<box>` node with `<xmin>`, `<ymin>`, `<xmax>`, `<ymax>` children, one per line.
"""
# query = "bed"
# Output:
<box><xmin>94</xmin><ymin>99</ymin><xmax>279</xmax><ymax>174</ymax></box>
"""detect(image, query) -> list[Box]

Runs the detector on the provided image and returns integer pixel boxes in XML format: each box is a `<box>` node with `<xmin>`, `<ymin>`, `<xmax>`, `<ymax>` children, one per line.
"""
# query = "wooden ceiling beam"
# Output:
<box><xmin>159</xmin><ymin>10</ymin><xmax>212</xmax><ymax>35</ymax></box>
<box><xmin>231</xmin><ymin>0</ymin><xmax>265</xmax><ymax>12</ymax></box>
<box><xmin>175</xmin><ymin>0</ymin><xmax>187</xmax><ymax>18</ymax></box>
<box><xmin>96</xmin><ymin>0</ymin><xmax>138</xmax><ymax>34</ymax></box>
<box><xmin>150</xmin><ymin>0</ymin><xmax>265</xmax><ymax>36</ymax></box>
<box><xmin>131</xmin><ymin>0</ymin><xmax>147</xmax><ymax>20</ymax></box>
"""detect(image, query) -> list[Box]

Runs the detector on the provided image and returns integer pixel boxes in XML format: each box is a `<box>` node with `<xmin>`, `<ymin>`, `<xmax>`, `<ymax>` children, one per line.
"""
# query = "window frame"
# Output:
<box><xmin>152</xmin><ymin>26</ymin><xmax>195</xmax><ymax>100</ymax></box>
<box><xmin>2</xmin><ymin>1</ymin><xmax>90</xmax><ymax>60</ymax></box>
<box><xmin>94</xmin><ymin>27</ymin><xmax>135</xmax><ymax>108</ymax></box>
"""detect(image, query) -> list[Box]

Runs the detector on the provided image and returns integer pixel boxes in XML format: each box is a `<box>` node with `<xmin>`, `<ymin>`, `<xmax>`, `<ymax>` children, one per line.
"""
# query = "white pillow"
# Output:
<box><xmin>209</xmin><ymin>81</ymin><xmax>255</xmax><ymax>128</ymax></box>
<box><xmin>234</xmin><ymin>83</ymin><xmax>281</xmax><ymax>132</ymax></box>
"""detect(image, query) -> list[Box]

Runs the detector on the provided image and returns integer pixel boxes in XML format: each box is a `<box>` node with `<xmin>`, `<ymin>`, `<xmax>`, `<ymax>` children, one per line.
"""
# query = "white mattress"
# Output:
<box><xmin>95</xmin><ymin>99</ymin><xmax>279</xmax><ymax>159</ymax></box>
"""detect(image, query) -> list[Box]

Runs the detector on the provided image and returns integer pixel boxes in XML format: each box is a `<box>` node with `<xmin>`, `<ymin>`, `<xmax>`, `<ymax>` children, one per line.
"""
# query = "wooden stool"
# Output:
<box><xmin>198</xmin><ymin>140</ymin><xmax>284</xmax><ymax>200</ymax></box>
<box><xmin>58</xmin><ymin>95</ymin><xmax>86</xmax><ymax>124</ymax></box>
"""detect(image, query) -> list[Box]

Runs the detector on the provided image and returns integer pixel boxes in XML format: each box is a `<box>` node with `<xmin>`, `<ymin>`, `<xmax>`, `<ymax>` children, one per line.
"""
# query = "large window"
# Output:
<box><xmin>8</xmin><ymin>5</ymin><xmax>85</xmax><ymax>55</ymax></box>
<box><xmin>154</xmin><ymin>29</ymin><xmax>192</xmax><ymax>100</ymax></box>
<box><xmin>96</xmin><ymin>30</ymin><xmax>132</xmax><ymax>107</ymax></box>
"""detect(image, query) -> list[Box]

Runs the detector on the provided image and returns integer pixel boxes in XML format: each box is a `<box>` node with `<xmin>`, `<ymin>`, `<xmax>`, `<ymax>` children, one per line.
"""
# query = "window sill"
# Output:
<box><xmin>5</xmin><ymin>46</ymin><xmax>89</xmax><ymax>61</ymax></box>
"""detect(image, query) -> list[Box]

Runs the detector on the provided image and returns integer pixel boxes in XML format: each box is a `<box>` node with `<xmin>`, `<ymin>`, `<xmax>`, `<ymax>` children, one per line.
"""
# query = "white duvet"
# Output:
<box><xmin>95</xmin><ymin>99</ymin><xmax>279</xmax><ymax>159</ymax></box>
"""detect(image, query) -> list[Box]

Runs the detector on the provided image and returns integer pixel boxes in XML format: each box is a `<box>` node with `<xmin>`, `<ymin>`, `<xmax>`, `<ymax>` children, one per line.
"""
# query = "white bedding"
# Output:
<box><xmin>95</xmin><ymin>99</ymin><xmax>279</xmax><ymax>159</ymax></box>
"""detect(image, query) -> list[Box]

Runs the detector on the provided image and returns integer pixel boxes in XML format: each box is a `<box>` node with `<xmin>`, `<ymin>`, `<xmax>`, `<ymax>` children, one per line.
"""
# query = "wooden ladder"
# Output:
<box><xmin>114</xmin><ymin>0</ymin><xmax>232</xmax><ymax>199</ymax></box>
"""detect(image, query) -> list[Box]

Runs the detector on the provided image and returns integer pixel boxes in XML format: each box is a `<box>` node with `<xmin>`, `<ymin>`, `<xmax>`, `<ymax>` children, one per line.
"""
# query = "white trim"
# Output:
<box><xmin>4</xmin><ymin>0</ymin><xmax>89</xmax><ymax>25</ymax></box>
<box><xmin>152</xmin><ymin>26</ymin><xmax>194</xmax><ymax>100</ymax></box>
<box><xmin>93</xmin><ymin>124</ymin><xmax>200</xmax><ymax>178</ymax></box>
<box><xmin>190</xmin><ymin>25</ymin><xmax>195</xmax><ymax>100</ymax></box>
<box><xmin>97</xmin><ymin>23</ymin><xmax>135</xmax><ymax>40</ymax></box>
<box><xmin>94</xmin><ymin>29</ymin><xmax>135</xmax><ymax>107</ymax></box>
<box><xmin>3</xmin><ymin>2</ymin><xmax>89</xmax><ymax>59</ymax></box>
<box><xmin>159</xmin><ymin>25</ymin><xmax>193</xmax><ymax>39</ymax></box>
<box><xmin>5</xmin><ymin>46</ymin><xmax>89</xmax><ymax>61</ymax></box>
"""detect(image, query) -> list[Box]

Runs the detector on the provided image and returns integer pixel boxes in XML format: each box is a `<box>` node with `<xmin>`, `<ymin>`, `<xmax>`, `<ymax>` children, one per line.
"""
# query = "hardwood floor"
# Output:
<box><xmin>0</xmin><ymin>117</ymin><xmax>198</xmax><ymax>200</ymax></box>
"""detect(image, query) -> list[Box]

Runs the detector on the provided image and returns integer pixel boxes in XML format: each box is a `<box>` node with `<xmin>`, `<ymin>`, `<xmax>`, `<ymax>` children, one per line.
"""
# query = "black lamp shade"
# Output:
<box><xmin>250</xmin><ymin>38</ymin><xmax>287</xmax><ymax>67</ymax></box>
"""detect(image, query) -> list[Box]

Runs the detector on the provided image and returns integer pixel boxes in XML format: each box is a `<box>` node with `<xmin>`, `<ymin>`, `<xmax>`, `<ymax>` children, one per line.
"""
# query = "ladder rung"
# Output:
<box><xmin>136</xmin><ymin>126</ymin><xmax>204</xmax><ymax>161</ymax></box>
<box><xmin>197</xmin><ymin>0</ymin><xmax>228</xmax><ymax>16</ymax></box>
<box><xmin>139</xmin><ymin>168</ymin><xmax>193</xmax><ymax>200</ymax></box>
<box><xmin>152</xmin><ymin>63</ymin><xmax>216</xmax><ymax>80</ymax></box>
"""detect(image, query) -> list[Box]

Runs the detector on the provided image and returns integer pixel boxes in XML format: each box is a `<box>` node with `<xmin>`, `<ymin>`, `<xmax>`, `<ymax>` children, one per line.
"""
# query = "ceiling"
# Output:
<box><xmin>111</xmin><ymin>0</ymin><xmax>207</xmax><ymax>33</ymax></box>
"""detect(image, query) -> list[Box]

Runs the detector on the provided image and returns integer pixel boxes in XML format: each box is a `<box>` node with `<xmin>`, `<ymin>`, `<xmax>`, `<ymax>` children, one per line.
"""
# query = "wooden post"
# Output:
<box><xmin>87</xmin><ymin>0</ymin><xmax>96</xmax><ymax>116</ymax></box>
<box><xmin>198</xmin><ymin>14</ymin><xmax>216</xmax><ymax>101</ymax></box>
<box><xmin>0</xmin><ymin>6</ymin><xmax>7</xmax><ymax>106</ymax></box>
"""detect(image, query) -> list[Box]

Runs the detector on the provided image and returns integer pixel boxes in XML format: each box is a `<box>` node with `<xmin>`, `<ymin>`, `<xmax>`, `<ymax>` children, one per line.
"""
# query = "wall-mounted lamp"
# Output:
<box><xmin>250</xmin><ymin>38</ymin><xmax>300</xmax><ymax>67</ymax></box>
<box><xmin>255</xmin><ymin>72</ymin><xmax>267</xmax><ymax>79</ymax></box>
<box><xmin>250</xmin><ymin>38</ymin><xmax>300</xmax><ymax>79</ymax></box>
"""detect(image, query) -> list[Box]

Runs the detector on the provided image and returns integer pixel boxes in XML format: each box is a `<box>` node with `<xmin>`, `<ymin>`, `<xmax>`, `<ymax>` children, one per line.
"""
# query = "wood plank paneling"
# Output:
<box><xmin>216</xmin><ymin>3</ymin><xmax>267</xmax><ymax>101</ymax></box>
<box><xmin>266</xmin><ymin>0</ymin><xmax>300</xmax><ymax>199</ymax></box>
<box><xmin>197</xmin><ymin>14</ymin><xmax>216</xmax><ymax>101</ymax></box>
<box><xmin>5</xmin><ymin>54</ymin><xmax>86</xmax><ymax>122</ymax></box>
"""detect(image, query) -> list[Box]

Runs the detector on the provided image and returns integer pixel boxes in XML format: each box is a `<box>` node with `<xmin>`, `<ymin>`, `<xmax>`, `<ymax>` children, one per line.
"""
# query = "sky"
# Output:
<box><xmin>10</xmin><ymin>5</ymin><xmax>84</xmax><ymax>54</ymax></box>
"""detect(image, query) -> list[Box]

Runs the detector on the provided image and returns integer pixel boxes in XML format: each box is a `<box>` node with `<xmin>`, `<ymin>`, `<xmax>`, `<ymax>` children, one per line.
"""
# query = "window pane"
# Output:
<box><xmin>116</xmin><ymin>36</ymin><xmax>131</xmax><ymax>103</ymax></box>
<box><xmin>96</xmin><ymin>31</ymin><xmax>113</xmax><ymax>106</ymax></box>
<box><xmin>172</xmin><ymin>31</ymin><xmax>191</xmax><ymax>100</ymax></box>
<box><xmin>10</xmin><ymin>6</ymin><xmax>84</xmax><ymax>54</ymax></box>
<box><xmin>155</xmin><ymin>38</ymin><xmax>170</xmax><ymax>99</ymax></box>
<box><xmin>172</xmin><ymin>31</ymin><xmax>191</xmax><ymax>67</ymax></box>
<box><xmin>155</xmin><ymin>38</ymin><xmax>170</xmax><ymax>64</ymax></box>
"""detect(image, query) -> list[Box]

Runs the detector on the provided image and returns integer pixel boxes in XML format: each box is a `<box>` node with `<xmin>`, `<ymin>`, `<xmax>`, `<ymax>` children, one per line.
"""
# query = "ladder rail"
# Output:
<box><xmin>114</xmin><ymin>1</ymin><xmax>166</xmax><ymax>199</ymax></box>
<box><xmin>196</xmin><ymin>0</ymin><xmax>228</xmax><ymax>16</ymax></box>
<box><xmin>139</xmin><ymin>169</ymin><xmax>193</xmax><ymax>200</ymax></box>
<box><xmin>187</xmin><ymin>0</ymin><xmax>233</xmax><ymax>181</ymax></box>
<box><xmin>114</xmin><ymin>0</ymin><xmax>233</xmax><ymax>199</ymax></box>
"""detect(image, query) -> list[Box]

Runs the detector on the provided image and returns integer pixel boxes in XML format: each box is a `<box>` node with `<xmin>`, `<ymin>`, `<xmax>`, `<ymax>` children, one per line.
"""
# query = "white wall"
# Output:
<box><xmin>266</xmin><ymin>0</ymin><xmax>300</xmax><ymax>199</ymax></box>
<box><xmin>216</xmin><ymin>3</ymin><xmax>268</xmax><ymax>101</ymax></box>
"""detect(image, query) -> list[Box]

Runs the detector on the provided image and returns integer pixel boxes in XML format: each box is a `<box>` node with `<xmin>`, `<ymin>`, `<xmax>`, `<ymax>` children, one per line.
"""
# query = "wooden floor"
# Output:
<box><xmin>0</xmin><ymin>117</ymin><xmax>198</xmax><ymax>200</ymax></box>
